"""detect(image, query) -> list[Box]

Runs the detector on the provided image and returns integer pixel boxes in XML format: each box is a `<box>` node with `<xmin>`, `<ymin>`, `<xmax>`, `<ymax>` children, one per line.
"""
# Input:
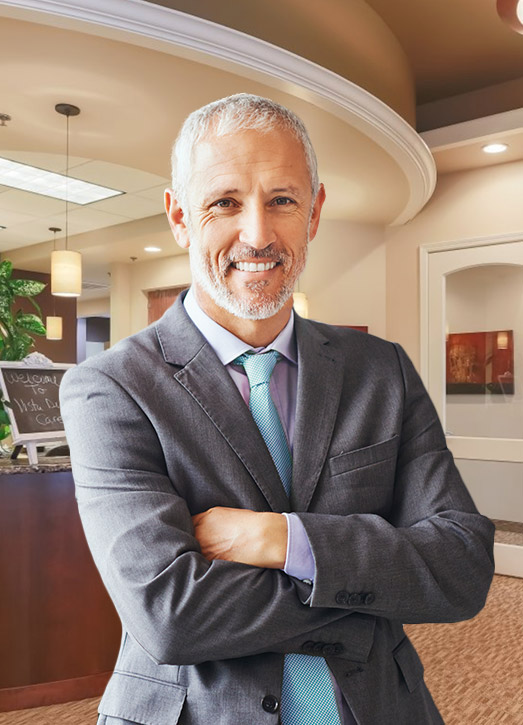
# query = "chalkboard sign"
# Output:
<box><xmin>0</xmin><ymin>363</ymin><xmax>74</xmax><ymax>442</ymax></box>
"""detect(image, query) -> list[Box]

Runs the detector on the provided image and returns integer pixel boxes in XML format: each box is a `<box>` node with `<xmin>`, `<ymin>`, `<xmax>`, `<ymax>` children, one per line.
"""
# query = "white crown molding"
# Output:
<box><xmin>0</xmin><ymin>0</ymin><xmax>436</xmax><ymax>225</ymax></box>
<box><xmin>422</xmin><ymin>108</ymin><xmax>523</xmax><ymax>150</ymax></box>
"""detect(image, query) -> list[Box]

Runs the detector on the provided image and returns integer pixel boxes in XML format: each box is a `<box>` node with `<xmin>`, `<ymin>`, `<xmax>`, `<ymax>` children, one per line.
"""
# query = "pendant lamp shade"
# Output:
<box><xmin>46</xmin><ymin>315</ymin><xmax>63</xmax><ymax>340</ymax></box>
<box><xmin>51</xmin><ymin>249</ymin><xmax>82</xmax><ymax>297</ymax></box>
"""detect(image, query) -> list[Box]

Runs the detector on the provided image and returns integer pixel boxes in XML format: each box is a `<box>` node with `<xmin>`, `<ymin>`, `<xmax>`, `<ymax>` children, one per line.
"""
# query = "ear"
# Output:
<box><xmin>165</xmin><ymin>189</ymin><xmax>190</xmax><ymax>250</ymax></box>
<box><xmin>308</xmin><ymin>183</ymin><xmax>326</xmax><ymax>242</ymax></box>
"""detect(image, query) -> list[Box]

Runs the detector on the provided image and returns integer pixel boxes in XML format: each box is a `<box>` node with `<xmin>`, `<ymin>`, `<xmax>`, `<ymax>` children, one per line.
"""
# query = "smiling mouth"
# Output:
<box><xmin>232</xmin><ymin>261</ymin><xmax>278</xmax><ymax>272</ymax></box>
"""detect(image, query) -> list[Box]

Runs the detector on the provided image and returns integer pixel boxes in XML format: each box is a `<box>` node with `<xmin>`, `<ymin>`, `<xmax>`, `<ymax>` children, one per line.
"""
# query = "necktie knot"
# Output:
<box><xmin>234</xmin><ymin>350</ymin><xmax>280</xmax><ymax>388</ymax></box>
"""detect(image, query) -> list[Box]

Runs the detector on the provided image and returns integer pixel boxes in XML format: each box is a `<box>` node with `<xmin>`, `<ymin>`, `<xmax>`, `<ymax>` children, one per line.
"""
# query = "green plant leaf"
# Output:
<box><xmin>0</xmin><ymin>408</ymin><xmax>10</xmax><ymax>425</ymax></box>
<box><xmin>0</xmin><ymin>297</ymin><xmax>13</xmax><ymax>319</ymax></box>
<box><xmin>0</xmin><ymin>424</ymin><xmax>11</xmax><ymax>441</ymax></box>
<box><xmin>9</xmin><ymin>279</ymin><xmax>46</xmax><ymax>297</ymax></box>
<box><xmin>25</xmin><ymin>295</ymin><xmax>43</xmax><ymax>318</ymax></box>
<box><xmin>8</xmin><ymin>333</ymin><xmax>33</xmax><ymax>360</ymax></box>
<box><xmin>15</xmin><ymin>312</ymin><xmax>47</xmax><ymax>335</ymax></box>
<box><xmin>0</xmin><ymin>260</ymin><xmax>13</xmax><ymax>280</ymax></box>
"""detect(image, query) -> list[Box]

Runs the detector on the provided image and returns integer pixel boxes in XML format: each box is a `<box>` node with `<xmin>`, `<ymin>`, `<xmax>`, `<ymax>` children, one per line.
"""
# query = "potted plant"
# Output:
<box><xmin>0</xmin><ymin>260</ymin><xmax>47</xmax><ymax>440</ymax></box>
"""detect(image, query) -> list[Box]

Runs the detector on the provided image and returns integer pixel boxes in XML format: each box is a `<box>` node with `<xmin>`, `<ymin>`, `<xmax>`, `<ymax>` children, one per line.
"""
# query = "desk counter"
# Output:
<box><xmin>0</xmin><ymin>459</ymin><xmax>121</xmax><ymax>711</ymax></box>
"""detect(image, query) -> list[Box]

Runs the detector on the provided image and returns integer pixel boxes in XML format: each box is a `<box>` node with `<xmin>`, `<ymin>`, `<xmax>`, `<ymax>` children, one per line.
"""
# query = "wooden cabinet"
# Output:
<box><xmin>0</xmin><ymin>468</ymin><xmax>121</xmax><ymax>711</ymax></box>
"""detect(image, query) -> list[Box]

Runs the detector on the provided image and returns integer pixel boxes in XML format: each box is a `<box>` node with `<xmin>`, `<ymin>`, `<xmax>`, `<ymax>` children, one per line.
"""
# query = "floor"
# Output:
<box><xmin>493</xmin><ymin>519</ymin><xmax>523</xmax><ymax>547</ymax></box>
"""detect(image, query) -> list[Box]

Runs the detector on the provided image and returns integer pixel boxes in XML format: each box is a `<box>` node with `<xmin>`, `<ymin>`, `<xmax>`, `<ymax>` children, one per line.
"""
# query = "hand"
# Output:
<box><xmin>192</xmin><ymin>507</ymin><xmax>288</xmax><ymax>569</ymax></box>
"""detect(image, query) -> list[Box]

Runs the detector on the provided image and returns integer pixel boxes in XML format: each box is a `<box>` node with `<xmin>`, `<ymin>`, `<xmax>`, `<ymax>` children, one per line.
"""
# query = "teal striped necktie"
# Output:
<box><xmin>234</xmin><ymin>351</ymin><xmax>342</xmax><ymax>725</ymax></box>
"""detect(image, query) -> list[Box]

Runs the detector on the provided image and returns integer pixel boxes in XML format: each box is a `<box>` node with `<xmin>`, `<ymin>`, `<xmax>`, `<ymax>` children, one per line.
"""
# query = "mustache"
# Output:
<box><xmin>223</xmin><ymin>245</ymin><xmax>288</xmax><ymax>268</ymax></box>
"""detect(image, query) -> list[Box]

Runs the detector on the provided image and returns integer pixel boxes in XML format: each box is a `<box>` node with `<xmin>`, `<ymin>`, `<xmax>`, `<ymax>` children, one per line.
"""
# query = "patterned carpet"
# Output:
<box><xmin>1</xmin><ymin>575</ymin><xmax>521</xmax><ymax>724</ymax></box>
<box><xmin>493</xmin><ymin>519</ymin><xmax>523</xmax><ymax>547</ymax></box>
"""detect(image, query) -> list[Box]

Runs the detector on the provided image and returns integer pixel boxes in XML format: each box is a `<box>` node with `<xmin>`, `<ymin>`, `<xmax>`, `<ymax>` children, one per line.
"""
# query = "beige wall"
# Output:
<box><xmin>77</xmin><ymin>297</ymin><xmax>110</xmax><ymax>318</ymax></box>
<box><xmin>109</xmin><ymin>219</ymin><xmax>386</xmax><ymax>343</ymax></box>
<box><xmin>110</xmin><ymin>255</ymin><xmax>191</xmax><ymax>344</ymax></box>
<box><xmin>303</xmin><ymin>220</ymin><xmax>386</xmax><ymax>336</ymax></box>
<box><xmin>386</xmin><ymin>160</ymin><xmax>523</xmax><ymax>368</ymax></box>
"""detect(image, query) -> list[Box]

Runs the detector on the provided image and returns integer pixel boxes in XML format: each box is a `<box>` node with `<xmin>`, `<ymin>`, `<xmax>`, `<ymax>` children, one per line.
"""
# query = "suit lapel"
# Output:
<box><xmin>291</xmin><ymin>317</ymin><xmax>344</xmax><ymax>512</ymax></box>
<box><xmin>155</xmin><ymin>297</ymin><xmax>290</xmax><ymax>513</ymax></box>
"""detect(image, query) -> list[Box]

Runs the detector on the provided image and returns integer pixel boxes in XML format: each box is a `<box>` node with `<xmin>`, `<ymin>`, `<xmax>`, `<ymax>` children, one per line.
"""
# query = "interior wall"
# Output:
<box><xmin>303</xmin><ymin>220</ymin><xmax>386</xmax><ymax>336</ymax></box>
<box><xmin>109</xmin><ymin>220</ymin><xmax>386</xmax><ymax>343</ymax></box>
<box><xmin>12</xmin><ymin>269</ymin><xmax>77</xmax><ymax>364</ymax></box>
<box><xmin>385</xmin><ymin>162</ymin><xmax>523</xmax><ymax>525</ymax></box>
<box><xmin>386</xmin><ymin>160</ymin><xmax>523</xmax><ymax>368</ymax></box>
<box><xmin>77</xmin><ymin>297</ymin><xmax>110</xmax><ymax>318</ymax></box>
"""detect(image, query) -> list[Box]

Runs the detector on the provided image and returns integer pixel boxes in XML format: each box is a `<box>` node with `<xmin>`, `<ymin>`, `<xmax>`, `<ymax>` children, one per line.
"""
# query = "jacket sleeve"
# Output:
<box><xmin>296</xmin><ymin>343</ymin><xmax>495</xmax><ymax>623</ymax></box>
<box><xmin>60</xmin><ymin>363</ymin><xmax>374</xmax><ymax>667</ymax></box>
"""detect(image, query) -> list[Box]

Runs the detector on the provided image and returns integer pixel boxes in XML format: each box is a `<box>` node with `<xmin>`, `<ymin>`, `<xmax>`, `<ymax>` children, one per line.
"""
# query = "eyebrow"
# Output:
<box><xmin>203</xmin><ymin>185</ymin><xmax>304</xmax><ymax>203</ymax></box>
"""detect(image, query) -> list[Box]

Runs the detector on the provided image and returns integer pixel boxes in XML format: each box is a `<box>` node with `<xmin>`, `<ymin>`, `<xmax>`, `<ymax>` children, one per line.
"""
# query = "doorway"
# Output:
<box><xmin>421</xmin><ymin>235</ymin><xmax>523</xmax><ymax>577</ymax></box>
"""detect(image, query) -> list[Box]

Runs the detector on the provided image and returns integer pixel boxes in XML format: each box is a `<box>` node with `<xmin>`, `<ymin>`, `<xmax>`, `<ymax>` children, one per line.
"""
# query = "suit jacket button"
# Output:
<box><xmin>322</xmin><ymin>643</ymin><xmax>335</xmax><ymax>655</ymax></box>
<box><xmin>262</xmin><ymin>695</ymin><xmax>279</xmax><ymax>713</ymax></box>
<box><xmin>333</xmin><ymin>643</ymin><xmax>345</xmax><ymax>655</ymax></box>
<box><xmin>313</xmin><ymin>641</ymin><xmax>325</xmax><ymax>654</ymax></box>
<box><xmin>335</xmin><ymin>590</ymin><xmax>350</xmax><ymax>605</ymax></box>
<box><xmin>302</xmin><ymin>640</ymin><xmax>316</xmax><ymax>653</ymax></box>
<box><xmin>364</xmin><ymin>592</ymin><xmax>375</xmax><ymax>605</ymax></box>
<box><xmin>348</xmin><ymin>593</ymin><xmax>362</xmax><ymax>606</ymax></box>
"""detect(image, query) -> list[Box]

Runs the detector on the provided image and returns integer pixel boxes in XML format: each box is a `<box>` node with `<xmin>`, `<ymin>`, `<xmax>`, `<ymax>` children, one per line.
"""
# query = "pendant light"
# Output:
<box><xmin>47</xmin><ymin>227</ymin><xmax>64</xmax><ymax>340</ymax></box>
<box><xmin>51</xmin><ymin>103</ymin><xmax>82</xmax><ymax>297</ymax></box>
<box><xmin>293</xmin><ymin>278</ymin><xmax>309</xmax><ymax>318</ymax></box>
<box><xmin>46</xmin><ymin>316</ymin><xmax>63</xmax><ymax>340</ymax></box>
<box><xmin>292</xmin><ymin>291</ymin><xmax>309</xmax><ymax>318</ymax></box>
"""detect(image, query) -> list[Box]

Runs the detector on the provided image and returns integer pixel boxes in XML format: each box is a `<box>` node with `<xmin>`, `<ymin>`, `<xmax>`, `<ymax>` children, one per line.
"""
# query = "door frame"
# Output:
<box><xmin>420</xmin><ymin>231</ymin><xmax>523</xmax><ymax>577</ymax></box>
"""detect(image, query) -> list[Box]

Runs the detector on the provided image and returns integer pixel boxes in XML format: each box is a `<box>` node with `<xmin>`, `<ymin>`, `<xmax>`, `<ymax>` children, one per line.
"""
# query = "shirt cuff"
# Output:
<box><xmin>282</xmin><ymin>513</ymin><xmax>316</xmax><ymax>582</ymax></box>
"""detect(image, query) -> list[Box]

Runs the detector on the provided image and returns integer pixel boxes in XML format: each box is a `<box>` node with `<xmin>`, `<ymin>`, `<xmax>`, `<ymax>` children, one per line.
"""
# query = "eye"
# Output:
<box><xmin>213</xmin><ymin>199</ymin><xmax>236</xmax><ymax>208</ymax></box>
<box><xmin>272</xmin><ymin>196</ymin><xmax>295</xmax><ymax>206</ymax></box>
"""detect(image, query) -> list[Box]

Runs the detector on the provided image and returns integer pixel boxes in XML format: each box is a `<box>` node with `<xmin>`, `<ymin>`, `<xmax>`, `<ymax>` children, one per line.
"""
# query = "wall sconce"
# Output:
<box><xmin>497</xmin><ymin>331</ymin><xmax>509</xmax><ymax>350</ymax></box>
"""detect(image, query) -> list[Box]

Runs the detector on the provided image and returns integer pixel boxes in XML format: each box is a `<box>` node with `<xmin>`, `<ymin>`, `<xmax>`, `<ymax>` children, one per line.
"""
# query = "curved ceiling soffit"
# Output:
<box><xmin>1</xmin><ymin>0</ymin><xmax>436</xmax><ymax>226</ymax></box>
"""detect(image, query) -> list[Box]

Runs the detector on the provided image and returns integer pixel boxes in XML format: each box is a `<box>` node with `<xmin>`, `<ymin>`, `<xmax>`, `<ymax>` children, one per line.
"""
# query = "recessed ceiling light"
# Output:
<box><xmin>482</xmin><ymin>143</ymin><xmax>508</xmax><ymax>154</ymax></box>
<box><xmin>144</xmin><ymin>246</ymin><xmax>162</xmax><ymax>253</ymax></box>
<box><xmin>497</xmin><ymin>0</ymin><xmax>523</xmax><ymax>34</ymax></box>
<box><xmin>0</xmin><ymin>157</ymin><xmax>124</xmax><ymax>205</ymax></box>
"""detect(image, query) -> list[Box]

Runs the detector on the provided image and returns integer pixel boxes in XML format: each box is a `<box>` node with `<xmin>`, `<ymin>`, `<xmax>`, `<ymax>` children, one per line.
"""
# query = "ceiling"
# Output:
<box><xmin>147</xmin><ymin>0</ymin><xmax>523</xmax><ymax>116</ymax></box>
<box><xmin>0</xmin><ymin>0</ymin><xmax>522</xmax><ymax>301</ymax></box>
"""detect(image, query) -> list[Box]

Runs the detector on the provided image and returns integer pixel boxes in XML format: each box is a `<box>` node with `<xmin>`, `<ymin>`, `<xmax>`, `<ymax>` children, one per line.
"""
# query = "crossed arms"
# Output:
<box><xmin>60</xmin><ymin>343</ymin><xmax>495</xmax><ymax>668</ymax></box>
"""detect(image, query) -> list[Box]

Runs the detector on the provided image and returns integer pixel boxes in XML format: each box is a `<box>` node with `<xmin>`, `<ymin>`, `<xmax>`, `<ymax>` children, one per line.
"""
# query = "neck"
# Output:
<box><xmin>193</xmin><ymin>287</ymin><xmax>293</xmax><ymax>348</ymax></box>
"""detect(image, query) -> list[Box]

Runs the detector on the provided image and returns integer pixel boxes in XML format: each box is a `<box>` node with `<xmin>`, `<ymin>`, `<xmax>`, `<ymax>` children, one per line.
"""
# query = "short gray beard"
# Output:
<box><xmin>188</xmin><ymin>235</ymin><xmax>308</xmax><ymax>321</ymax></box>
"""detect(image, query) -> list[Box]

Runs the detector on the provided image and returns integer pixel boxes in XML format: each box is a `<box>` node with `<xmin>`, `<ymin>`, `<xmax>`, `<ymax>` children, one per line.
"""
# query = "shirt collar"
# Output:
<box><xmin>183</xmin><ymin>287</ymin><xmax>297</xmax><ymax>366</ymax></box>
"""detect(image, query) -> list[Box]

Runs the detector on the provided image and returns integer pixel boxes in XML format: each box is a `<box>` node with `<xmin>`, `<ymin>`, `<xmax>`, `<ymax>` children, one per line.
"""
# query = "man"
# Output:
<box><xmin>61</xmin><ymin>94</ymin><xmax>494</xmax><ymax>725</ymax></box>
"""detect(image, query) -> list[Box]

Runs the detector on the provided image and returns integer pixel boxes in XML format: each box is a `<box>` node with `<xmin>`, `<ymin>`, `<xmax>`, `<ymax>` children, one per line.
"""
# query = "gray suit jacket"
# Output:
<box><xmin>60</xmin><ymin>295</ymin><xmax>494</xmax><ymax>725</ymax></box>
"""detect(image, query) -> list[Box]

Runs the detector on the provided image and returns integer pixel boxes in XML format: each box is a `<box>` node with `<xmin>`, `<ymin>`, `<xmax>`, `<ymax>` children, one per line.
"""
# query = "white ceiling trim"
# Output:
<box><xmin>421</xmin><ymin>108</ymin><xmax>523</xmax><ymax>150</ymax></box>
<box><xmin>0</xmin><ymin>0</ymin><xmax>436</xmax><ymax>225</ymax></box>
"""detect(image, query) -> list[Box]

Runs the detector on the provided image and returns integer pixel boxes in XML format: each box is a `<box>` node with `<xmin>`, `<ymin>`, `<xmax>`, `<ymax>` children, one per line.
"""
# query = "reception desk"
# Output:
<box><xmin>0</xmin><ymin>461</ymin><xmax>121</xmax><ymax>711</ymax></box>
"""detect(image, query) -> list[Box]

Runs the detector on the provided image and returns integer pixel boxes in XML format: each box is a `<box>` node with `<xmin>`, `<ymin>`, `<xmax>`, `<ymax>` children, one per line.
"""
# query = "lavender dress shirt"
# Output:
<box><xmin>183</xmin><ymin>288</ymin><xmax>356</xmax><ymax>724</ymax></box>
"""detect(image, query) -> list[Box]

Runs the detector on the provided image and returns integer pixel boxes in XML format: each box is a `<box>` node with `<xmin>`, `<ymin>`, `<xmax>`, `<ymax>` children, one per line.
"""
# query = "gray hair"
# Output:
<box><xmin>171</xmin><ymin>93</ymin><xmax>319</xmax><ymax>210</ymax></box>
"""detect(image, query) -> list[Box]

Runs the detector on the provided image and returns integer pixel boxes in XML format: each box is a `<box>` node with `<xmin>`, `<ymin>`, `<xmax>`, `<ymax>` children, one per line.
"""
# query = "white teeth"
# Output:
<box><xmin>233</xmin><ymin>261</ymin><xmax>277</xmax><ymax>272</ymax></box>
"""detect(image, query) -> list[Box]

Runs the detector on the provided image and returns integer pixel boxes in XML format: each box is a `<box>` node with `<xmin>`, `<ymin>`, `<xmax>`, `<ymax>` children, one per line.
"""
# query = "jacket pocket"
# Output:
<box><xmin>99</xmin><ymin>671</ymin><xmax>187</xmax><ymax>725</ymax></box>
<box><xmin>393</xmin><ymin>637</ymin><xmax>424</xmax><ymax>693</ymax></box>
<box><xmin>329</xmin><ymin>435</ymin><xmax>398</xmax><ymax>477</ymax></box>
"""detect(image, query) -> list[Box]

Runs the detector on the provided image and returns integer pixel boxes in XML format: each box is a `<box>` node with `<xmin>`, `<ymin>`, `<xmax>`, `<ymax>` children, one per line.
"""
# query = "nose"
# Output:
<box><xmin>238</xmin><ymin>202</ymin><xmax>277</xmax><ymax>249</ymax></box>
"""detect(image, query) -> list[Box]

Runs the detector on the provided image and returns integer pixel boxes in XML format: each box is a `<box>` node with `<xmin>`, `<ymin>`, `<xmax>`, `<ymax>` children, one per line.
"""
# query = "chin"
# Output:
<box><xmin>211</xmin><ymin>281</ymin><xmax>293</xmax><ymax>321</ymax></box>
